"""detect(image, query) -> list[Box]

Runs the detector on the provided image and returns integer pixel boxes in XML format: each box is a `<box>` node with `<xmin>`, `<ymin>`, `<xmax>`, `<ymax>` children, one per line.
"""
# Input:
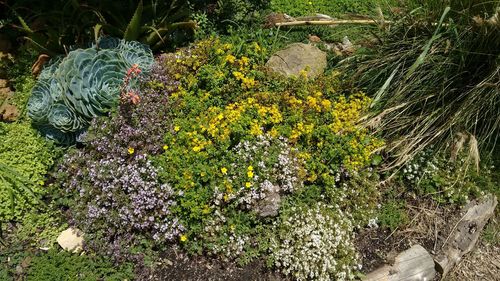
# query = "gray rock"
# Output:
<box><xmin>255</xmin><ymin>183</ymin><xmax>281</xmax><ymax>217</ymax></box>
<box><xmin>266</xmin><ymin>43</ymin><xmax>327</xmax><ymax>79</ymax></box>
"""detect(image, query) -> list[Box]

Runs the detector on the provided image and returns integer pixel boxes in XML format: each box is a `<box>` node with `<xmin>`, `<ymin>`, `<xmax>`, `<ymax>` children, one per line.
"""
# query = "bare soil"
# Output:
<box><xmin>139</xmin><ymin>248</ymin><xmax>288</xmax><ymax>281</ymax></box>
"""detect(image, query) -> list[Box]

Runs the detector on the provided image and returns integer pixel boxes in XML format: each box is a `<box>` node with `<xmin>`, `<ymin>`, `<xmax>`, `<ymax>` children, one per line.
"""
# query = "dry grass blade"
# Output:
<box><xmin>345</xmin><ymin>0</ymin><xmax>500</xmax><ymax>170</ymax></box>
<box><xmin>468</xmin><ymin>134</ymin><xmax>480</xmax><ymax>173</ymax></box>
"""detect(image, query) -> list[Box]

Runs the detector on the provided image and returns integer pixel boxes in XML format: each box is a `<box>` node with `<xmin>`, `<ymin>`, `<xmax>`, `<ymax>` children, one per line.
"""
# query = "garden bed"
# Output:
<box><xmin>1</xmin><ymin>0</ymin><xmax>498</xmax><ymax>280</ymax></box>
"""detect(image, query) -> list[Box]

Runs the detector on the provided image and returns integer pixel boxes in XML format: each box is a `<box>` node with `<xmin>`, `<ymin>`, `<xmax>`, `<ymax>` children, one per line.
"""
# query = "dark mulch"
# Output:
<box><xmin>139</xmin><ymin>248</ymin><xmax>289</xmax><ymax>281</ymax></box>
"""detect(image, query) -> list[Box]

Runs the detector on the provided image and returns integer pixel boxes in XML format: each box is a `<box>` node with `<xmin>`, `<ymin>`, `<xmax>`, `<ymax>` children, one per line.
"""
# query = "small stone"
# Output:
<box><xmin>0</xmin><ymin>104</ymin><xmax>18</xmax><ymax>122</ymax></box>
<box><xmin>0</xmin><ymin>87</ymin><xmax>13</xmax><ymax>98</ymax></box>
<box><xmin>57</xmin><ymin>228</ymin><xmax>84</xmax><ymax>252</ymax></box>
<box><xmin>0</xmin><ymin>79</ymin><xmax>8</xmax><ymax>88</ymax></box>
<box><xmin>255</xmin><ymin>183</ymin><xmax>281</xmax><ymax>217</ymax></box>
<box><xmin>266</xmin><ymin>43</ymin><xmax>327</xmax><ymax>79</ymax></box>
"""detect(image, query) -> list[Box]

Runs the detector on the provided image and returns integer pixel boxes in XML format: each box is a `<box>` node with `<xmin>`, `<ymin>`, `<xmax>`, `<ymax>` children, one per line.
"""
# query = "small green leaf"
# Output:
<box><xmin>94</xmin><ymin>24</ymin><xmax>102</xmax><ymax>46</ymax></box>
<box><xmin>123</xmin><ymin>0</ymin><xmax>143</xmax><ymax>41</ymax></box>
<box><xmin>371</xmin><ymin>155</ymin><xmax>383</xmax><ymax>166</ymax></box>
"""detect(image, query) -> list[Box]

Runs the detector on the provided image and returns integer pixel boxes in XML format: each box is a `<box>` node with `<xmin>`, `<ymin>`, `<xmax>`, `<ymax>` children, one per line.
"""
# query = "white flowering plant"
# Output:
<box><xmin>399</xmin><ymin>148</ymin><xmax>492</xmax><ymax>204</ymax></box>
<box><xmin>269</xmin><ymin>203</ymin><xmax>358</xmax><ymax>281</ymax></box>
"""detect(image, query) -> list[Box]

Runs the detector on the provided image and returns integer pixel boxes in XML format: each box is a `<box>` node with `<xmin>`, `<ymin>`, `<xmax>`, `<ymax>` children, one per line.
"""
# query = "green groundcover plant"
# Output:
<box><xmin>56</xmin><ymin>35</ymin><xmax>384</xmax><ymax>279</ymax></box>
<box><xmin>25</xmin><ymin>249</ymin><xmax>134</xmax><ymax>281</ymax></box>
<box><xmin>270</xmin><ymin>0</ymin><xmax>398</xmax><ymax>17</ymax></box>
<box><xmin>0</xmin><ymin>122</ymin><xmax>56</xmax><ymax>222</ymax></box>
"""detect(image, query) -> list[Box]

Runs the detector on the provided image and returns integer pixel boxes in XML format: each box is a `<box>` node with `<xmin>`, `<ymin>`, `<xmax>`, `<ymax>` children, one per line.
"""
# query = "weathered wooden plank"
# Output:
<box><xmin>435</xmin><ymin>194</ymin><xmax>497</xmax><ymax>279</ymax></box>
<box><xmin>364</xmin><ymin>244</ymin><xmax>436</xmax><ymax>281</ymax></box>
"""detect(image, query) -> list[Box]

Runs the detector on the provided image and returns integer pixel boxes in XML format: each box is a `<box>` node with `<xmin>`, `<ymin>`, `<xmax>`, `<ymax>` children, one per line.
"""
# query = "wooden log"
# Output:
<box><xmin>434</xmin><ymin>194</ymin><xmax>497</xmax><ymax>279</ymax></box>
<box><xmin>364</xmin><ymin>244</ymin><xmax>436</xmax><ymax>281</ymax></box>
<box><xmin>274</xmin><ymin>19</ymin><xmax>391</xmax><ymax>27</ymax></box>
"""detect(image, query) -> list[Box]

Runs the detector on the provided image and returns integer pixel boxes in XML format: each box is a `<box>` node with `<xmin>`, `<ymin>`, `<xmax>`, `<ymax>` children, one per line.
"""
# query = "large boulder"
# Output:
<box><xmin>266</xmin><ymin>43</ymin><xmax>327</xmax><ymax>79</ymax></box>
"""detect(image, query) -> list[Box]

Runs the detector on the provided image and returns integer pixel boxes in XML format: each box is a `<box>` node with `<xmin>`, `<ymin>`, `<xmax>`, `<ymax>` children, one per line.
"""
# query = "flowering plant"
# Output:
<box><xmin>270</xmin><ymin>203</ymin><xmax>358</xmax><ymax>281</ymax></box>
<box><xmin>150</xmin><ymin>38</ymin><xmax>384</xmax><ymax>262</ymax></box>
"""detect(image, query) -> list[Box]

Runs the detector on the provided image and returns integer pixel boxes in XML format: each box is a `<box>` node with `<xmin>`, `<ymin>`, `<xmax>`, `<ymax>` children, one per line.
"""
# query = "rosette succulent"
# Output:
<box><xmin>28</xmin><ymin>37</ymin><xmax>154</xmax><ymax>144</ymax></box>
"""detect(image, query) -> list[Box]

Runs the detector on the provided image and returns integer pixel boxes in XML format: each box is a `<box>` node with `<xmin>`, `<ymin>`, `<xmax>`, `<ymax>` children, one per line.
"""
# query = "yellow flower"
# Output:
<box><xmin>269</xmin><ymin>127</ymin><xmax>279</xmax><ymax>138</ymax></box>
<box><xmin>163</xmin><ymin>145</ymin><xmax>169</xmax><ymax>150</ymax></box>
<box><xmin>241</xmin><ymin>77</ymin><xmax>256</xmax><ymax>89</ymax></box>
<box><xmin>180</xmin><ymin>234</ymin><xmax>188</xmax><ymax>242</ymax></box>
<box><xmin>247</xmin><ymin>166</ymin><xmax>253</xmax><ymax>171</ymax></box>
<box><xmin>321</xmin><ymin>99</ymin><xmax>332</xmax><ymax>109</ymax></box>
<box><xmin>174</xmin><ymin>126</ymin><xmax>180</xmax><ymax>132</ymax></box>
<box><xmin>245</xmin><ymin>182</ymin><xmax>252</xmax><ymax>188</ymax></box>
<box><xmin>221</xmin><ymin>167</ymin><xmax>228</xmax><ymax>175</ymax></box>
<box><xmin>247</xmin><ymin>171</ymin><xmax>254</xmax><ymax>178</ymax></box>
<box><xmin>253</xmin><ymin>42</ymin><xmax>261</xmax><ymax>52</ymax></box>
<box><xmin>225</xmin><ymin>54</ymin><xmax>236</xmax><ymax>64</ymax></box>
<box><xmin>128</xmin><ymin>147</ymin><xmax>135</xmax><ymax>154</ymax></box>
<box><xmin>193</xmin><ymin>146</ymin><xmax>201</xmax><ymax>152</ymax></box>
<box><xmin>250</xmin><ymin>121</ymin><xmax>262</xmax><ymax>136</ymax></box>
<box><xmin>232</xmin><ymin>71</ymin><xmax>244</xmax><ymax>80</ymax></box>
<box><xmin>238</xmin><ymin>56</ymin><xmax>250</xmax><ymax>69</ymax></box>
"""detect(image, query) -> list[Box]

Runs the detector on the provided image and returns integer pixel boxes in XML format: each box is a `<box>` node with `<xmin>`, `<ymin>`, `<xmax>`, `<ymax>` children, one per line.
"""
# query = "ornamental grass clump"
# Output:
<box><xmin>270</xmin><ymin>203</ymin><xmax>358</xmax><ymax>281</ymax></box>
<box><xmin>347</xmin><ymin>0</ymin><xmax>500</xmax><ymax>167</ymax></box>
<box><xmin>28</xmin><ymin>37</ymin><xmax>154</xmax><ymax>144</ymax></box>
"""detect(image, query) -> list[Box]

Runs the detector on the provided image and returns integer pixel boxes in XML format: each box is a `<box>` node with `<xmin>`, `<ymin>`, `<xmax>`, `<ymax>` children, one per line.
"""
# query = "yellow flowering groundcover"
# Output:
<box><xmin>148</xmin><ymin>38</ymin><xmax>384</xmax><ymax>264</ymax></box>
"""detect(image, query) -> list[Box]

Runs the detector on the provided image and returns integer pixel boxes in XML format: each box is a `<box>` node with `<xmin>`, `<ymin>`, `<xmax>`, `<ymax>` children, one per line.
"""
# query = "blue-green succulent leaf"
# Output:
<box><xmin>28</xmin><ymin>37</ymin><xmax>154</xmax><ymax>144</ymax></box>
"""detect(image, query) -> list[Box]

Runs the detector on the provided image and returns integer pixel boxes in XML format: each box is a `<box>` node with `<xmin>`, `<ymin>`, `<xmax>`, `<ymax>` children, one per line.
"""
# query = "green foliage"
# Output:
<box><xmin>27</xmin><ymin>37</ymin><xmax>154</xmax><ymax>144</ymax></box>
<box><xmin>270</xmin><ymin>0</ymin><xmax>397</xmax><ymax>17</ymax></box>
<box><xmin>398</xmin><ymin>148</ymin><xmax>497</xmax><ymax>204</ymax></box>
<box><xmin>2</xmin><ymin>0</ymin><xmax>195</xmax><ymax>54</ymax></box>
<box><xmin>149</xmin><ymin>37</ymin><xmax>383</xmax><ymax>263</ymax></box>
<box><xmin>191</xmin><ymin>0</ymin><xmax>270</xmax><ymax>32</ymax></box>
<box><xmin>346</xmin><ymin>0</ymin><xmax>500</xmax><ymax>166</ymax></box>
<box><xmin>377</xmin><ymin>200</ymin><xmax>408</xmax><ymax>231</ymax></box>
<box><xmin>96</xmin><ymin>0</ymin><xmax>196</xmax><ymax>50</ymax></box>
<box><xmin>2</xmin><ymin>0</ymin><xmax>97</xmax><ymax>55</ymax></box>
<box><xmin>0</xmin><ymin>242</ymin><xmax>27</xmax><ymax>280</ymax></box>
<box><xmin>25</xmin><ymin>249</ymin><xmax>134</xmax><ymax>281</ymax></box>
<box><xmin>0</xmin><ymin>122</ymin><xmax>56</xmax><ymax>221</ymax></box>
<box><xmin>482</xmin><ymin>217</ymin><xmax>499</xmax><ymax>245</ymax></box>
<box><xmin>13</xmin><ymin>209</ymin><xmax>67</xmax><ymax>248</ymax></box>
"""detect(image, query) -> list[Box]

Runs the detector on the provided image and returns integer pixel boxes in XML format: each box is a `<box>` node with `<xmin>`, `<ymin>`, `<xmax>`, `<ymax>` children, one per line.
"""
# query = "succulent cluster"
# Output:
<box><xmin>28</xmin><ymin>37</ymin><xmax>154</xmax><ymax>144</ymax></box>
<box><xmin>270</xmin><ymin>203</ymin><xmax>358</xmax><ymax>281</ymax></box>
